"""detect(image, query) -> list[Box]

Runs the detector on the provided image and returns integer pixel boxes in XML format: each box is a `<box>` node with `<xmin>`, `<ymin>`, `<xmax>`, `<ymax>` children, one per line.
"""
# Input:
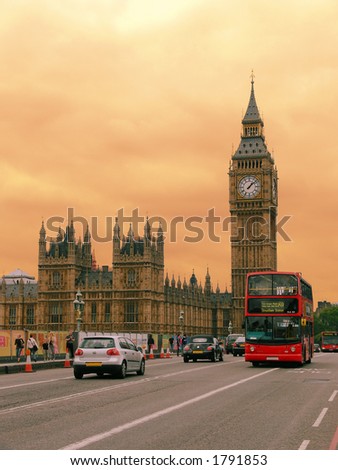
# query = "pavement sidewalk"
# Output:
<box><xmin>0</xmin><ymin>358</ymin><xmax>70</xmax><ymax>374</ymax></box>
<box><xmin>0</xmin><ymin>352</ymin><xmax>171</xmax><ymax>374</ymax></box>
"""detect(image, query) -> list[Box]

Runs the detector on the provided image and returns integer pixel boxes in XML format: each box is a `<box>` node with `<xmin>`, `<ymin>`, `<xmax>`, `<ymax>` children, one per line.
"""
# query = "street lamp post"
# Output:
<box><xmin>178</xmin><ymin>311</ymin><xmax>184</xmax><ymax>356</ymax></box>
<box><xmin>179</xmin><ymin>311</ymin><xmax>184</xmax><ymax>336</ymax></box>
<box><xmin>228</xmin><ymin>321</ymin><xmax>233</xmax><ymax>335</ymax></box>
<box><xmin>74</xmin><ymin>289</ymin><xmax>85</xmax><ymax>332</ymax></box>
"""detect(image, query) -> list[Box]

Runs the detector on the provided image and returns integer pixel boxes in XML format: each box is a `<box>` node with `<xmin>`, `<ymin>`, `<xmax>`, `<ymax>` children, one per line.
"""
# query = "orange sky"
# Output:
<box><xmin>1</xmin><ymin>0</ymin><xmax>338</xmax><ymax>304</ymax></box>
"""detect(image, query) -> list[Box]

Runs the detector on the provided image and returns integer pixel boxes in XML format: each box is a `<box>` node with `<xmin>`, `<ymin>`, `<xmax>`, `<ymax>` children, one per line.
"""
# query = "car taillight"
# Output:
<box><xmin>106</xmin><ymin>348</ymin><xmax>120</xmax><ymax>356</ymax></box>
<box><xmin>75</xmin><ymin>349</ymin><xmax>83</xmax><ymax>356</ymax></box>
<box><xmin>233</xmin><ymin>343</ymin><xmax>237</xmax><ymax>347</ymax></box>
<box><xmin>184</xmin><ymin>345</ymin><xmax>190</xmax><ymax>351</ymax></box>
<box><xmin>207</xmin><ymin>346</ymin><xmax>213</xmax><ymax>351</ymax></box>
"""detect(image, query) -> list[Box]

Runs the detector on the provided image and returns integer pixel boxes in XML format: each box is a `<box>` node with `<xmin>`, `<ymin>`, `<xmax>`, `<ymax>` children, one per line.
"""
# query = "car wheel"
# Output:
<box><xmin>118</xmin><ymin>361</ymin><xmax>127</xmax><ymax>379</ymax></box>
<box><xmin>193</xmin><ymin>358</ymin><xmax>197</xmax><ymax>362</ymax></box>
<box><xmin>183</xmin><ymin>356</ymin><xmax>189</xmax><ymax>363</ymax></box>
<box><xmin>137</xmin><ymin>359</ymin><xmax>145</xmax><ymax>375</ymax></box>
<box><xmin>233</xmin><ymin>353</ymin><xmax>237</xmax><ymax>357</ymax></box>
<box><xmin>211</xmin><ymin>351</ymin><xmax>216</xmax><ymax>362</ymax></box>
<box><xmin>74</xmin><ymin>369</ymin><xmax>83</xmax><ymax>379</ymax></box>
<box><xmin>252</xmin><ymin>362</ymin><xmax>259</xmax><ymax>367</ymax></box>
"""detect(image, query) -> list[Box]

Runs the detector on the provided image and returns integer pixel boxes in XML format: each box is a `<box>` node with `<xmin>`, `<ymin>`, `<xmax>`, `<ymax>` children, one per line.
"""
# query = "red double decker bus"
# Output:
<box><xmin>245</xmin><ymin>271</ymin><xmax>314</xmax><ymax>366</ymax></box>
<box><xmin>320</xmin><ymin>331</ymin><xmax>338</xmax><ymax>352</ymax></box>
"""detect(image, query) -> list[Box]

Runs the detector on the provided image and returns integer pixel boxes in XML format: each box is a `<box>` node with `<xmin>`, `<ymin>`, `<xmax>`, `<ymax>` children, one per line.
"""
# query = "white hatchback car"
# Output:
<box><xmin>73</xmin><ymin>335</ymin><xmax>145</xmax><ymax>379</ymax></box>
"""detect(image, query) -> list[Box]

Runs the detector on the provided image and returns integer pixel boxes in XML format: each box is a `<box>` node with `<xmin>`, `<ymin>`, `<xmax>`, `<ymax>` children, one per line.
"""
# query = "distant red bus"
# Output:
<box><xmin>245</xmin><ymin>271</ymin><xmax>314</xmax><ymax>366</ymax></box>
<box><xmin>320</xmin><ymin>332</ymin><xmax>338</xmax><ymax>352</ymax></box>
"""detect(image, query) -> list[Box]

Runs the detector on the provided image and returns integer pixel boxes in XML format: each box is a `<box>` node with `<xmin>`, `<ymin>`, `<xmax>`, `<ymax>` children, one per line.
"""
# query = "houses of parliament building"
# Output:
<box><xmin>0</xmin><ymin>77</ymin><xmax>277</xmax><ymax>337</ymax></box>
<box><xmin>0</xmin><ymin>220</ymin><xmax>232</xmax><ymax>337</ymax></box>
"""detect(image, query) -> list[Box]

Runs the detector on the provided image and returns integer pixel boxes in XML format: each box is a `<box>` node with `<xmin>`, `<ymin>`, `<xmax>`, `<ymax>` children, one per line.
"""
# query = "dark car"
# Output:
<box><xmin>225</xmin><ymin>334</ymin><xmax>242</xmax><ymax>354</ymax></box>
<box><xmin>183</xmin><ymin>335</ymin><xmax>223</xmax><ymax>363</ymax></box>
<box><xmin>314</xmin><ymin>343</ymin><xmax>320</xmax><ymax>353</ymax></box>
<box><xmin>232</xmin><ymin>336</ymin><xmax>246</xmax><ymax>357</ymax></box>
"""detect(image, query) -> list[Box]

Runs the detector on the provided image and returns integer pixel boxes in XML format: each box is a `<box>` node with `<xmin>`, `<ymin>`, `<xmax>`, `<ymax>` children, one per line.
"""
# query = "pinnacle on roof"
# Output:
<box><xmin>39</xmin><ymin>220</ymin><xmax>46</xmax><ymax>239</ymax></box>
<box><xmin>190</xmin><ymin>270</ymin><xmax>197</xmax><ymax>286</ymax></box>
<box><xmin>242</xmin><ymin>72</ymin><xmax>263</xmax><ymax>126</ymax></box>
<box><xmin>113</xmin><ymin>217</ymin><xmax>120</xmax><ymax>240</ymax></box>
<box><xmin>84</xmin><ymin>224</ymin><xmax>91</xmax><ymax>243</ymax></box>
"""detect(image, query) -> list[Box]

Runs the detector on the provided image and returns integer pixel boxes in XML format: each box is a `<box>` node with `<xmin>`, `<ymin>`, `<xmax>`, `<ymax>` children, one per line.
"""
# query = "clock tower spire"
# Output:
<box><xmin>242</xmin><ymin>72</ymin><xmax>264</xmax><ymax>138</ymax></box>
<box><xmin>229</xmin><ymin>76</ymin><xmax>278</xmax><ymax>331</ymax></box>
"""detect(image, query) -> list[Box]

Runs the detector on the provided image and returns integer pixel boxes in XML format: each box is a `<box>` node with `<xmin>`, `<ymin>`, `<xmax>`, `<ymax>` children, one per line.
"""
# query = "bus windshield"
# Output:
<box><xmin>248</xmin><ymin>274</ymin><xmax>298</xmax><ymax>296</ymax></box>
<box><xmin>246</xmin><ymin>316</ymin><xmax>301</xmax><ymax>343</ymax></box>
<box><xmin>322</xmin><ymin>333</ymin><xmax>338</xmax><ymax>345</ymax></box>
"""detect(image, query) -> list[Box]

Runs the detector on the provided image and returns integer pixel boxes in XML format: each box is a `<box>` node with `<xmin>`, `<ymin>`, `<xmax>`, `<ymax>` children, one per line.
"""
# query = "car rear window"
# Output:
<box><xmin>227</xmin><ymin>335</ymin><xmax>241</xmax><ymax>343</ymax></box>
<box><xmin>80</xmin><ymin>338</ymin><xmax>115</xmax><ymax>348</ymax></box>
<box><xmin>191</xmin><ymin>337</ymin><xmax>213</xmax><ymax>343</ymax></box>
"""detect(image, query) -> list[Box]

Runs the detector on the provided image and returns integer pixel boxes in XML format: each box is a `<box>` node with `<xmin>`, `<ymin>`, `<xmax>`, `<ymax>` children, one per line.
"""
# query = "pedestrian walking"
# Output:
<box><xmin>42</xmin><ymin>336</ymin><xmax>49</xmax><ymax>361</ymax></box>
<box><xmin>182</xmin><ymin>334</ymin><xmax>187</xmax><ymax>350</ymax></box>
<box><xmin>27</xmin><ymin>334</ymin><xmax>39</xmax><ymax>362</ymax></box>
<box><xmin>169</xmin><ymin>336</ymin><xmax>174</xmax><ymax>353</ymax></box>
<box><xmin>65</xmin><ymin>331</ymin><xmax>75</xmax><ymax>358</ymax></box>
<box><xmin>147</xmin><ymin>334</ymin><xmax>155</xmax><ymax>354</ymax></box>
<box><xmin>14</xmin><ymin>334</ymin><xmax>24</xmax><ymax>362</ymax></box>
<box><xmin>48</xmin><ymin>332</ymin><xmax>55</xmax><ymax>360</ymax></box>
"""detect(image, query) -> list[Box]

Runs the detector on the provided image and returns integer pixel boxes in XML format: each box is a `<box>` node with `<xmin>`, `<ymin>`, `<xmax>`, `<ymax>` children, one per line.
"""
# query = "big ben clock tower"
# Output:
<box><xmin>229</xmin><ymin>75</ymin><xmax>278</xmax><ymax>330</ymax></box>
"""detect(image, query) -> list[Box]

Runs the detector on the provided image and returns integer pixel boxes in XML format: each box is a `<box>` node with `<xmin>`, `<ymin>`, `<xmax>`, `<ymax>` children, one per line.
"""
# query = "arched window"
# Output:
<box><xmin>105</xmin><ymin>303</ymin><xmax>111</xmax><ymax>322</ymax></box>
<box><xmin>53</xmin><ymin>272</ymin><xmax>60</xmax><ymax>286</ymax></box>
<box><xmin>9</xmin><ymin>305</ymin><xmax>16</xmax><ymax>325</ymax></box>
<box><xmin>26</xmin><ymin>305</ymin><xmax>34</xmax><ymax>324</ymax></box>
<box><xmin>91</xmin><ymin>303</ymin><xmax>97</xmax><ymax>323</ymax></box>
<box><xmin>127</xmin><ymin>269</ymin><xmax>136</xmax><ymax>287</ymax></box>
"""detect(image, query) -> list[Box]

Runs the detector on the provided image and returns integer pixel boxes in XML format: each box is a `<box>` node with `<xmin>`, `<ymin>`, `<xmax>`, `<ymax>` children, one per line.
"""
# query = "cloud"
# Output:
<box><xmin>0</xmin><ymin>0</ymin><xmax>338</xmax><ymax>302</ymax></box>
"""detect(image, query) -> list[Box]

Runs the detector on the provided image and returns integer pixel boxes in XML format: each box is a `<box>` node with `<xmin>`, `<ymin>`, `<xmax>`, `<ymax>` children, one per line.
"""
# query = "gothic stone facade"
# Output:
<box><xmin>0</xmin><ymin>269</ymin><xmax>38</xmax><ymax>327</ymax></box>
<box><xmin>32</xmin><ymin>218</ymin><xmax>231</xmax><ymax>336</ymax></box>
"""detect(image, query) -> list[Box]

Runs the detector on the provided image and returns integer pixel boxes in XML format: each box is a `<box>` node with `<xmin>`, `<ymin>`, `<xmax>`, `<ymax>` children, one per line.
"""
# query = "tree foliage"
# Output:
<box><xmin>314</xmin><ymin>306</ymin><xmax>338</xmax><ymax>338</ymax></box>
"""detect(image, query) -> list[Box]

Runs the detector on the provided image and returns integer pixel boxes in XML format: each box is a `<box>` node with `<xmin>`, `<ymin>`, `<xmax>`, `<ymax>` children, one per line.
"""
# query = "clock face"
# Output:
<box><xmin>238</xmin><ymin>175</ymin><xmax>261</xmax><ymax>198</ymax></box>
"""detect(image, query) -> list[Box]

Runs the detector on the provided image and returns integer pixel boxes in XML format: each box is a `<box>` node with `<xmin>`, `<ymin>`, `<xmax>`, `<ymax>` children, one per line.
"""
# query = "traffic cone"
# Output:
<box><xmin>166</xmin><ymin>347</ymin><xmax>171</xmax><ymax>358</ymax></box>
<box><xmin>25</xmin><ymin>350</ymin><xmax>33</xmax><ymax>373</ymax></box>
<box><xmin>149</xmin><ymin>345</ymin><xmax>154</xmax><ymax>359</ymax></box>
<box><xmin>160</xmin><ymin>347</ymin><xmax>165</xmax><ymax>359</ymax></box>
<box><xmin>64</xmin><ymin>348</ymin><xmax>71</xmax><ymax>368</ymax></box>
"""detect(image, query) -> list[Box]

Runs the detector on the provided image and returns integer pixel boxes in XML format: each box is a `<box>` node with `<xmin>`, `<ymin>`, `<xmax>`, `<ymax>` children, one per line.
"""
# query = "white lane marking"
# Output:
<box><xmin>312</xmin><ymin>408</ymin><xmax>328</xmax><ymax>427</ymax></box>
<box><xmin>299</xmin><ymin>440</ymin><xmax>310</xmax><ymax>450</ymax></box>
<box><xmin>0</xmin><ymin>362</ymin><xmax>229</xmax><ymax>414</ymax></box>
<box><xmin>0</xmin><ymin>358</ymin><xmax>187</xmax><ymax>391</ymax></box>
<box><xmin>328</xmin><ymin>390</ymin><xmax>337</xmax><ymax>402</ymax></box>
<box><xmin>61</xmin><ymin>368</ymin><xmax>278</xmax><ymax>450</ymax></box>
<box><xmin>0</xmin><ymin>376</ymin><xmax>74</xmax><ymax>390</ymax></box>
